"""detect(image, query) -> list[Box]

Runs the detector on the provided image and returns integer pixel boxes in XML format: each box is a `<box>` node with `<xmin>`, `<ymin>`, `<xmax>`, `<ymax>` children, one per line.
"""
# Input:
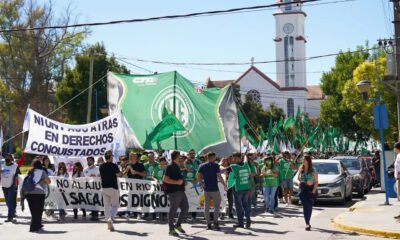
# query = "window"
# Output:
<box><xmin>287</xmin><ymin>98</ymin><xmax>294</xmax><ymax>117</ymax></box>
<box><xmin>247</xmin><ymin>90</ymin><xmax>261</xmax><ymax>103</ymax></box>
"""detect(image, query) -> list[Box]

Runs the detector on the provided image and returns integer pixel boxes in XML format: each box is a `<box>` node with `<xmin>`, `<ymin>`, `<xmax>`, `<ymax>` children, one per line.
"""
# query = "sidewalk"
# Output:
<box><xmin>333</xmin><ymin>190</ymin><xmax>400</xmax><ymax>239</ymax></box>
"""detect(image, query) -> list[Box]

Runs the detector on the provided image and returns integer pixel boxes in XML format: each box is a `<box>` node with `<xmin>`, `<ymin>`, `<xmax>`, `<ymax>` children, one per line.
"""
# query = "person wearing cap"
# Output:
<box><xmin>1</xmin><ymin>154</ymin><xmax>21</xmax><ymax>222</ymax></box>
<box><xmin>99</xmin><ymin>150</ymin><xmax>125</xmax><ymax>231</ymax></box>
<box><xmin>278</xmin><ymin>149</ymin><xmax>298</xmax><ymax>206</ymax></box>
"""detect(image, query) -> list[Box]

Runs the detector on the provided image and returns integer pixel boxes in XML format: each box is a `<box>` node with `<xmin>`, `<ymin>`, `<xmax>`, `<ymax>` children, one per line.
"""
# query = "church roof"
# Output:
<box><xmin>307</xmin><ymin>85</ymin><xmax>324</xmax><ymax>100</ymax></box>
<box><xmin>206</xmin><ymin>79</ymin><xmax>234</xmax><ymax>88</ymax></box>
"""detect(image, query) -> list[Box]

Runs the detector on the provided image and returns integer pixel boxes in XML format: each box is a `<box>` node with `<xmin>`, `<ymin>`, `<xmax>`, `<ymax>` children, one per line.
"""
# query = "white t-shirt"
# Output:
<box><xmin>1</xmin><ymin>163</ymin><xmax>18</xmax><ymax>188</ymax></box>
<box><xmin>395</xmin><ymin>153</ymin><xmax>400</xmax><ymax>178</ymax></box>
<box><xmin>83</xmin><ymin>166</ymin><xmax>100</xmax><ymax>177</ymax></box>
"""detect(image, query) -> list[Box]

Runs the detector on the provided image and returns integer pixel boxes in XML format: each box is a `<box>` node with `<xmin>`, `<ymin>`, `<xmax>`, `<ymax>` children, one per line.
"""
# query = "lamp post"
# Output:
<box><xmin>356</xmin><ymin>79</ymin><xmax>390</xmax><ymax>205</ymax></box>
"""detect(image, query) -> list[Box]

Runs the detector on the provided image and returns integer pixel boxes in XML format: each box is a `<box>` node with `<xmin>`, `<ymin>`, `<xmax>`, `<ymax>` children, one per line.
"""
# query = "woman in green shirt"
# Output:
<box><xmin>298</xmin><ymin>155</ymin><xmax>318</xmax><ymax>231</ymax></box>
<box><xmin>260</xmin><ymin>156</ymin><xmax>279</xmax><ymax>214</ymax></box>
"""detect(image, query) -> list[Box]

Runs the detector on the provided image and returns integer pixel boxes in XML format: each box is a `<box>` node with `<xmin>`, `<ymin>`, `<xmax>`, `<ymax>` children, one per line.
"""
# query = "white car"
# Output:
<box><xmin>293</xmin><ymin>159</ymin><xmax>353</xmax><ymax>205</ymax></box>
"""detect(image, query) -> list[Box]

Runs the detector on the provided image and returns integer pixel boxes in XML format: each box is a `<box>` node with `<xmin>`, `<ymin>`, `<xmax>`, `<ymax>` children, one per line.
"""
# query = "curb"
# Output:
<box><xmin>333</xmin><ymin>214</ymin><xmax>400</xmax><ymax>239</ymax></box>
<box><xmin>0</xmin><ymin>198</ymin><xmax>21</xmax><ymax>203</ymax></box>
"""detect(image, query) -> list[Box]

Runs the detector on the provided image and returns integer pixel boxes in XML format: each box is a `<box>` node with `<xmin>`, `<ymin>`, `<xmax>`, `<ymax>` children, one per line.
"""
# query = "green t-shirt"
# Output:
<box><xmin>184</xmin><ymin>162</ymin><xmax>197</xmax><ymax>181</ymax></box>
<box><xmin>231</xmin><ymin>162</ymin><xmax>251</xmax><ymax>192</ymax></box>
<box><xmin>152</xmin><ymin>165</ymin><xmax>166</xmax><ymax>182</ymax></box>
<box><xmin>279</xmin><ymin>158</ymin><xmax>294</xmax><ymax>180</ymax></box>
<box><xmin>262</xmin><ymin>165</ymin><xmax>279</xmax><ymax>187</ymax></box>
<box><xmin>144</xmin><ymin>162</ymin><xmax>159</xmax><ymax>180</ymax></box>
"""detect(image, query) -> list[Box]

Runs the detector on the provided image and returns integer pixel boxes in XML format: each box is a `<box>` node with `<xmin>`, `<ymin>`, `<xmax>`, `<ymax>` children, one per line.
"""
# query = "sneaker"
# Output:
<box><xmin>4</xmin><ymin>218</ymin><xmax>13</xmax><ymax>223</ymax></box>
<box><xmin>169</xmin><ymin>229</ymin><xmax>179</xmax><ymax>237</ymax></box>
<box><xmin>107</xmin><ymin>220</ymin><xmax>114</xmax><ymax>231</ymax></box>
<box><xmin>213</xmin><ymin>223</ymin><xmax>221</xmax><ymax>231</ymax></box>
<box><xmin>233</xmin><ymin>223</ymin><xmax>244</xmax><ymax>228</ymax></box>
<box><xmin>245</xmin><ymin>222</ymin><xmax>251</xmax><ymax>229</ymax></box>
<box><xmin>228</xmin><ymin>214</ymin><xmax>235</xmax><ymax>219</ymax></box>
<box><xmin>175</xmin><ymin>225</ymin><xmax>186</xmax><ymax>233</ymax></box>
<box><xmin>207</xmin><ymin>224</ymin><xmax>212</xmax><ymax>230</ymax></box>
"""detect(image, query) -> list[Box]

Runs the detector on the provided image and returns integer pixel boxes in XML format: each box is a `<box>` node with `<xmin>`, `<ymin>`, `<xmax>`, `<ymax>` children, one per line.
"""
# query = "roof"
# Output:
<box><xmin>206</xmin><ymin>78</ymin><xmax>234</xmax><ymax>88</ymax></box>
<box><xmin>307</xmin><ymin>85</ymin><xmax>324</xmax><ymax>100</ymax></box>
<box><xmin>312</xmin><ymin>159</ymin><xmax>341</xmax><ymax>164</ymax></box>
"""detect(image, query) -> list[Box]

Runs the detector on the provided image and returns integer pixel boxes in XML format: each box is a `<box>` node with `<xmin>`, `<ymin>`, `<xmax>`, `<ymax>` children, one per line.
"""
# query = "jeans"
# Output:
<box><xmin>204</xmin><ymin>191</ymin><xmax>221</xmax><ymax>225</ymax></box>
<box><xmin>2</xmin><ymin>186</ymin><xmax>17</xmax><ymax>219</ymax></box>
<box><xmin>263</xmin><ymin>186</ymin><xmax>277</xmax><ymax>211</ymax></box>
<box><xmin>299</xmin><ymin>185</ymin><xmax>314</xmax><ymax>225</ymax></box>
<box><xmin>234</xmin><ymin>190</ymin><xmax>250</xmax><ymax>225</ymax></box>
<box><xmin>226</xmin><ymin>188</ymin><xmax>234</xmax><ymax>216</ymax></box>
<box><xmin>26</xmin><ymin>194</ymin><xmax>45</xmax><ymax>232</ymax></box>
<box><xmin>375</xmin><ymin>165</ymin><xmax>381</xmax><ymax>185</ymax></box>
<box><xmin>168</xmin><ymin>191</ymin><xmax>189</xmax><ymax>231</ymax></box>
<box><xmin>102</xmin><ymin>188</ymin><xmax>120</xmax><ymax>222</ymax></box>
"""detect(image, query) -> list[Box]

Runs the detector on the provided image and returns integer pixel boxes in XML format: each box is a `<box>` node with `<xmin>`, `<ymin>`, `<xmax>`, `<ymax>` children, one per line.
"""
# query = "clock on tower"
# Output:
<box><xmin>274</xmin><ymin>0</ymin><xmax>307</xmax><ymax>88</ymax></box>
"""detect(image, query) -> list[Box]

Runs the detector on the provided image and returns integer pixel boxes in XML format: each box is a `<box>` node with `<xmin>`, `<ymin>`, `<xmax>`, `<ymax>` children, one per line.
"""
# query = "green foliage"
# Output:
<box><xmin>320</xmin><ymin>46</ymin><xmax>372</xmax><ymax>140</ymax></box>
<box><xmin>56</xmin><ymin>43</ymin><xmax>130</xmax><ymax>123</ymax></box>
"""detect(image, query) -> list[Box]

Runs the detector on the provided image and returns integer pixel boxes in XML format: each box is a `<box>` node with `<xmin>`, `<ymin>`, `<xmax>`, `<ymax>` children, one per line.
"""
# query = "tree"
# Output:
<box><xmin>0</xmin><ymin>0</ymin><xmax>86</xmax><ymax>146</ymax></box>
<box><xmin>56</xmin><ymin>43</ymin><xmax>130</xmax><ymax>124</ymax></box>
<box><xmin>320</xmin><ymin>45</ymin><xmax>371</xmax><ymax>140</ymax></box>
<box><xmin>342</xmin><ymin>57</ymin><xmax>398</xmax><ymax>143</ymax></box>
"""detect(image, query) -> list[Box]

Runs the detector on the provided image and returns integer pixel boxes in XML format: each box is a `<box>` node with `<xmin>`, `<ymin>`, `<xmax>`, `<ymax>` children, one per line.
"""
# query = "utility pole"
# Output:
<box><xmin>86</xmin><ymin>49</ymin><xmax>95</xmax><ymax>123</ymax></box>
<box><xmin>394</xmin><ymin>0</ymin><xmax>400</xmax><ymax>141</ymax></box>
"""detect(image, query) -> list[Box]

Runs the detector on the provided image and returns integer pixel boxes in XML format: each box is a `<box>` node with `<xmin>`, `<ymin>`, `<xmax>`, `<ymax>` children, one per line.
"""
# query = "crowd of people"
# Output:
<box><xmin>0</xmin><ymin>147</ymin><xmax>322</xmax><ymax>236</ymax></box>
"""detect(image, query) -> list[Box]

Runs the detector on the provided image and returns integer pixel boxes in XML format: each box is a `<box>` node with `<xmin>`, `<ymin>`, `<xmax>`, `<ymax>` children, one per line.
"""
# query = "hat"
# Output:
<box><xmin>140</xmin><ymin>155</ymin><xmax>148</xmax><ymax>161</ymax></box>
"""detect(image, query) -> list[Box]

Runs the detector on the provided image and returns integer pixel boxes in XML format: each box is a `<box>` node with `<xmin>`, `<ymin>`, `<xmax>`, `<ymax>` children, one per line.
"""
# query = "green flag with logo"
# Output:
<box><xmin>108</xmin><ymin>71</ymin><xmax>240</xmax><ymax>156</ymax></box>
<box><xmin>147</xmin><ymin>107</ymin><xmax>185</xmax><ymax>143</ymax></box>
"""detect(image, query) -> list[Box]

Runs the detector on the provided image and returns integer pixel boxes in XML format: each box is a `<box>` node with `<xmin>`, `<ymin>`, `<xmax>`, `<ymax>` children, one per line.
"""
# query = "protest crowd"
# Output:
<box><xmin>0</xmin><ymin>145</ymin><xmax>331</xmax><ymax>237</ymax></box>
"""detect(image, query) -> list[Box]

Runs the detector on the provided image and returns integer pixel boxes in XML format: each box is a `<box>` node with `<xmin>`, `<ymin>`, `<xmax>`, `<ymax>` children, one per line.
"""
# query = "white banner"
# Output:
<box><xmin>23</xmin><ymin>109</ymin><xmax>126</xmax><ymax>157</ymax></box>
<box><xmin>44</xmin><ymin>177</ymin><xmax>226</xmax><ymax>213</ymax></box>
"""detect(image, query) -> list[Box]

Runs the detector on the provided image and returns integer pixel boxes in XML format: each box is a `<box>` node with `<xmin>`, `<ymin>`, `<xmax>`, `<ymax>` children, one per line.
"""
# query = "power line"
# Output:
<box><xmin>0</xmin><ymin>0</ymin><xmax>356</xmax><ymax>33</ymax></box>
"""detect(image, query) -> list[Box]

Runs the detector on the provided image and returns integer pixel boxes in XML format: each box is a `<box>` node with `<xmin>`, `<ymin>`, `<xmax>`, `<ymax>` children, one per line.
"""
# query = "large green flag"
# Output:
<box><xmin>267</xmin><ymin>117</ymin><xmax>273</xmax><ymax>145</ymax></box>
<box><xmin>283</xmin><ymin>116</ymin><xmax>294</xmax><ymax>130</ymax></box>
<box><xmin>273</xmin><ymin>138</ymin><xmax>280</xmax><ymax>154</ymax></box>
<box><xmin>108</xmin><ymin>71</ymin><xmax>240</xmax><ymax>156</ymax></box>
<box><xmin>245</xmin><ymin>130</ymin><xmax>258</xmax><ymax>147</ymax></box>
<box><xmin>147</xmin><ymin>107</ymin><xmax>185</xmax><ymax>143</ymax></box>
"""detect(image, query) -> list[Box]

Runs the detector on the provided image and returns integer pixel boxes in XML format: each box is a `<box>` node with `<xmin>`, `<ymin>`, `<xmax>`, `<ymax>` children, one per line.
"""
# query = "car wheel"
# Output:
<box><xmin>341</xmin><ymin>187</ymin><xmax>347</xmax><ymax>205</ymax></box>
<box><xmin>346</xmin><ymin>189</ymin><xmax>353</xmax><ymax>201</ymax></box>
<box><xmin>358</xmin><ymin>185</ymin><xmax>365</xmax><ymax>198</ymax></box>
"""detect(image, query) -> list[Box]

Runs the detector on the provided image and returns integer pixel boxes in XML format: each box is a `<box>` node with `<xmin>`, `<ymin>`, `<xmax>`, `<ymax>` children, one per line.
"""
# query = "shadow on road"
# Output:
<box><xmin>312</xmin><ymin>227</ymin><xmax>359</xmax><ymax>236</ymax></box>
<box><xmin>114</xmin><ymin>230</ymin><xmax>149</xmax><ymax>237</ymax></box>
<box><xmin>35</xmin><ymin>230</ymin><xmax>67</xmax><ymax>234</ymax></box>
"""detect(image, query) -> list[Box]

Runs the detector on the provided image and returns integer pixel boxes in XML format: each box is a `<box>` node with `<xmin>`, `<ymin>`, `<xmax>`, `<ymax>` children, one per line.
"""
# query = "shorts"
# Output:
<box><xmin>281</xmin><ymin>179</ymin><xmax>293</xmax><ymax>189</ymax></box>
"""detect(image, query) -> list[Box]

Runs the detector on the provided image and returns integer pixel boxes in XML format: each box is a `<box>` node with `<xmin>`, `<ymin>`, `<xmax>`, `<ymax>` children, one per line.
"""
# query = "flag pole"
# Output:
<box><xmin>21</xmin><ymin>104</ymin><xmax>30</xmax><ymax>150</ymax></box>
<box><xmin>173</xmin><ymin>71</ymin><xmax>177</xmax><ymax>150</ymax></box>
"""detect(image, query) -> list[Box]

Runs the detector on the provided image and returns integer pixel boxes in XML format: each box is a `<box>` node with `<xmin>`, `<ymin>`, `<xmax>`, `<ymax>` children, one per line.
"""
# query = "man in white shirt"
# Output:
<box><xmin>84</xmin><ymin>156</ymin><xmax>100</xmax><ymax>221</ymax></box>
<box><xmin>1</xmin><ymin>154</ymin><xmax>21</xmax><ymax>222</ymax></box>
<box><xmin>394</xmin><ymin>142</ymin><xmax>400</xmax><ymax>219</ymax></box>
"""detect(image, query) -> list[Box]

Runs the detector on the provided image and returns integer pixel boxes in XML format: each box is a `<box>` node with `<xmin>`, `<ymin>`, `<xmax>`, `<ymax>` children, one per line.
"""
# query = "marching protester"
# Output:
<box><xmin>72</xmin><ymin>162</ymin><xmax>86</xmax><ymax>220</ymax></box>
<box><xmin>197</xmin><ymin>152</ymin><xmax>227</xmax><ymax>230</ymax></box>
<box><xmin>97</xmin><ymin>156</ymin><xmax>105</xmax><ymax>166</ymax></box>
<box><xmin>42</xmin><ymin>156</ymin><xmax>55</xmax><ymax>176</ymax></box>
<box><xmin>163</xmin><ymin>150</ymin><xmax>188</xmax><ymax>237</ymax></box>
<box><xmin>126</xmin><ymin>152</ymin><xmax>146</xmax><ymax>219</ymax></box>
<box><xmin>260</xmin><ymin>156</ymin><xmax>279</xmax><ymax>215</ymax></box>
<box><xmin>279</xmin><ymin>150</ymin><xmax>298</xmax><ymax>206</ymax></box>
<box><xmin>298</xmin><ymin>155</ymin><xmax>318</xmax><ymax>231</ymax></box>
<box><xmin>219</xmin><ymin>156</ymin><xmax>234</xmax><ymax>219</ymax></box>
<box><xmin>394</xmin><ymin>142</ymin><xmax>400</xmax><ymax>219</ymax></box>
<box><xmin>144</xmin><ymin>151</ymin><xmax>159</xmax><ymax>219</ymax></box>
<box><xmin>153</xmin><ymin>157</ymin><xmax>168</xmax><ymax>220</ymax></box>
<box><xmin>83</xmin><ymin>156</ymin><xmax>100</xmax><ymax>221</ymax></box>
<box><xmin>54</xmin><ymin>162</ymin><xmax>69</xmax><ymax>221</ymax></box>
<box><xmin>99</xmin><ymin>150</ymin><xmax>125</xmax><ymax>231</ymax></box>
<box><xmin>246</xmin><ymin>153</ymin><xmax>259</xmax><ymax>211</ymax></box>
<box><xmin>1</xmin><ymin>154</ymin><xmax>21</xmax><ymax>222</ymax></box>
<box><xmin>230</xmin><ymin>152</ymin><xmax>254</xmax><ymax>229</ymax></box>
<box><xmin>183</xmin><ymin>153</ymin><xmax>198</xmax><ymax>221</ymax></box>
<box><xmin>24</xmin><ymin>158</ymin><xmax>51</xmax><ymax>232</ymax></box>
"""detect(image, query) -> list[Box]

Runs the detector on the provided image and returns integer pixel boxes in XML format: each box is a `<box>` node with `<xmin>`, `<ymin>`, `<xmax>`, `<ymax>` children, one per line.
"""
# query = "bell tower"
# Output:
<box><xmin>274</xmin><ymin>0</ymin><xmax>307</xmax><ymax>88</ymax></box>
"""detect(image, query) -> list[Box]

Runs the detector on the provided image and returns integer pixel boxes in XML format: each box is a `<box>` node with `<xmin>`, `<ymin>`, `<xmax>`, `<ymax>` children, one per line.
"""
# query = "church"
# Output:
<box><xmin>206</xmin><ymin>0</ymin><xmax>324</xmax><ymax>118</ymax></box>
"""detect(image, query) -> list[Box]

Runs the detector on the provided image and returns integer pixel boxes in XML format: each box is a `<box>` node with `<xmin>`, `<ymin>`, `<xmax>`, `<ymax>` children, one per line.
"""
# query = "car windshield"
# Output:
<box><xmin>313</xmin><ymin>162</ymin><xmax>340</xmax><ymax>175</ymax></box>
<box><xmin>339</xmin><ymin>159</ymin><xmax>361</xmax><ymax>170</ymax></box>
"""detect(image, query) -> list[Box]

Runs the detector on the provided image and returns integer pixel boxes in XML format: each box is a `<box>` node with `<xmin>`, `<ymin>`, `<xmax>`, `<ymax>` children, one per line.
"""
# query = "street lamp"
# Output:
<box><xmin>356</xmin><ymin>79</ymin><xmax>390</xmax><ymax>205</ymax></box>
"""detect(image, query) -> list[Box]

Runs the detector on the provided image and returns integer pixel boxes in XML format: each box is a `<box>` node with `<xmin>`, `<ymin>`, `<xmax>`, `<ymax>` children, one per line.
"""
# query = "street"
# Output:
<box><xmin>0</xmin><ymin>192</ymin><xmax>384</xmax><ymax>240</ymax></box>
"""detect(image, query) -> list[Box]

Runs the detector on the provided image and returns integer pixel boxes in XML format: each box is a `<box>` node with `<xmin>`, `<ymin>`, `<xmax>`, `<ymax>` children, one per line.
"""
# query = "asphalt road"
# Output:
<box><xmin>0</xmin><ymin>194</ymin><xmax>384</xmax><ymax>240</ymax></box>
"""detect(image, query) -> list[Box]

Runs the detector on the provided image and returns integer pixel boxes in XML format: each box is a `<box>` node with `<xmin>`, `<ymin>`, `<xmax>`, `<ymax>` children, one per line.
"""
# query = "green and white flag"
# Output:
<box><xmin>107</xmin><ymin>71</ymin><xmax>240</xmax><ymax>156</ymax></box>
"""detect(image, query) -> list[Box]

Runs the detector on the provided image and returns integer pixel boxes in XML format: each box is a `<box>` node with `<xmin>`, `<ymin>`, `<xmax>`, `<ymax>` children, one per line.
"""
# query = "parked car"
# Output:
<box><xmin>293</xmin><ymin>159</ymin><xmax>353</xmax><ymax>205</ymax></box>
<box><xmin>360</xmin><ymin>156</ymin><xmax>376</xmax><ymax>189</ymax></box>
<box><xmin>333</xmin><ymin>156</ymin><xmax>371</xmax><ymax>197</ymax></box>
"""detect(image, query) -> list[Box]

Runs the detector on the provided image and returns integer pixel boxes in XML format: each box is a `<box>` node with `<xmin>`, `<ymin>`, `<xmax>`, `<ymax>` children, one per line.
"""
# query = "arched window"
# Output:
<box><xmin>247</xmin><ymin>89</ymin><xmax>261</xmax><ymax>103</ymax></box>
<box><xmin>287</xmin><ymin>98</ymin><xmax>294</xmax><ymax>117</ymax></box>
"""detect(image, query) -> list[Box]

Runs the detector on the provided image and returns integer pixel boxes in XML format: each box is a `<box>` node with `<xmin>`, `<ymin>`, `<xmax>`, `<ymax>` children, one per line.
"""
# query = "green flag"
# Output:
<box><xmin>259</xmin><ymin>128</ymin><xmax>266</xmax><ymax>146</ymax></box>
<box><xmin>227</xmin><ymin>172</ymin><xmax>236</xmax><ymax>189</ymax></box>
<box><xmin>294</xmin><ymin>106</ymin><xmax>301</xmax><ymax>129</ymax></box>
<box><xmin>245</xmin><ymin>130</ymin><xmax>258</xmax><ymax>147</ymax></box>
<box><xmin>238</xmin><ymin>111</ymin><xmax>247</xmax><ymax>138</ymax></box>
<box><xmin>147</xmin><ymin>109</ymin><xmax>185</xmax><ymax>143</ymax></box>
<box><xmin>283</xmin><ymin>116</ymin><xmax>294</xmax><ymax>130</ymax></box>
<box><xmin>273</xmin><ymin>138</ymin><xmax>280</xmax><ymax>154</ymax></box>
<box><xmin>301</xmin><ymin>115</ymin><xmax>310</xmax><ymax>134</ymax></box>
<box><xmin>267</xmin><ymin>117</ymin><xmax>273</xmax><ymax>145</ymax></box>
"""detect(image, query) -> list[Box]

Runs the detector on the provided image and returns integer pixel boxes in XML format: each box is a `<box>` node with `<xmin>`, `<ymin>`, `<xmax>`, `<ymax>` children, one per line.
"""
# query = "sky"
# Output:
<box><xmin>53</xmin><ymin>0</ymin><xmax>393</xmax><ymax>86</ymax></box>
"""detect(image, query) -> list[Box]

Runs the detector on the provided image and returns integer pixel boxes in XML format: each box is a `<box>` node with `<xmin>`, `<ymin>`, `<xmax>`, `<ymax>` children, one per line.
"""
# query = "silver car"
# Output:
<box><xmin>293</xmin><ymin>159</ymin><xmax>353</xmax><ymax>205</ymax></box>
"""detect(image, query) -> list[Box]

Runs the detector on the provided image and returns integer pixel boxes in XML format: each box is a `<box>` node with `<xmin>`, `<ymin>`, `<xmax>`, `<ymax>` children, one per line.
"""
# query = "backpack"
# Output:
<box><xmin>22</xmin><ymin>171</ymin><xmax>37</xmax><ymax>192</ymax></box>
